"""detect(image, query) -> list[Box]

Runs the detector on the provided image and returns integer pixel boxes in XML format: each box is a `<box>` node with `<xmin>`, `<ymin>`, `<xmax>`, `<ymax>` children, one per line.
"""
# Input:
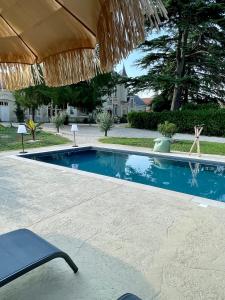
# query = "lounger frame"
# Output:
<box><xmin>0</xmin><ymin>229</ymin><xmax>78</xmax><ymax>288</ymax></box>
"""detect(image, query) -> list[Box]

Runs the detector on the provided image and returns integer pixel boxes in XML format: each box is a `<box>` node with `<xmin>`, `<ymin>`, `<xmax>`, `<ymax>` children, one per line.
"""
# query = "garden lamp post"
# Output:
<box><xmin>71</xmin><ymin>124</ymin><xmax>78</xmax><ymax>147</ymax></box>
<box><xmin>17</xmin><ymin>125</ymin><xmax>27</xmax><ymax>153</ymax></box>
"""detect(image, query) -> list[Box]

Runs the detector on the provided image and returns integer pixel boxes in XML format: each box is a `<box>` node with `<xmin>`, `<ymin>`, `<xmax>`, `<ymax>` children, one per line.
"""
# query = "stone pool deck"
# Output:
<box><xmin>1</xmin><ymin>144</ymin><xmax>225</xmax><ymax>300</ymax></box>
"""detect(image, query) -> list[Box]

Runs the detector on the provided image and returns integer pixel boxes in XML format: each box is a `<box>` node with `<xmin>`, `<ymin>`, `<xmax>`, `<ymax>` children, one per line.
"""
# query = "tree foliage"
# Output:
<box><xmin>25</xmin><ymin>119</ymin><xmax>42</xmax><ymax>141</ymax></box>
<box><xmin>158</xmin><ymin>121</ymin><xmax>177</xmax><ymax>137</ymax></box>
<box><xmin>14</xmin><ymin>85</ymin><xmax>51</xmax><ymax>121</ymax></box>
<box><xmin>14</xmin><ymin>72</ymin><xmax>120</xmax><ymax>119</ymax></box>
<box><xmin>50</xmin><ymin>112</ymin><xmax>67</xmax><ymax>133</ymax></box>
<box><xmin>130</xmin><ymin>0</ymin><xmax>225</xmax><ymax>110</ymax></box>
<box><xmin>64</xmin><ymin>72</ymin><xmax>120</xmax><ymax>112</ymax></box>
<box><xmin>96</xmin><ymin>112</ymin><xmax>114</xmax><ymax>136</ymax></box>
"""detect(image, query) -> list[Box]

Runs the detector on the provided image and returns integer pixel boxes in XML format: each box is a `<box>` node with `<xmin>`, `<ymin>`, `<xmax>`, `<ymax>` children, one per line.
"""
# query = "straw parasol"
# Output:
<box><xmin>0</xmin><ymin>0</ymin><xmax>167</xmax><ymax>90</ymax></box>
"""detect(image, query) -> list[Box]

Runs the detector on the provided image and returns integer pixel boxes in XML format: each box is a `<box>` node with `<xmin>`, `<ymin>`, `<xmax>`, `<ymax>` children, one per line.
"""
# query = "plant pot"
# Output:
<box><xmin>153</xmin><ymin>137</ymin><xmax>172</xmax><ymax>153</ymax></box>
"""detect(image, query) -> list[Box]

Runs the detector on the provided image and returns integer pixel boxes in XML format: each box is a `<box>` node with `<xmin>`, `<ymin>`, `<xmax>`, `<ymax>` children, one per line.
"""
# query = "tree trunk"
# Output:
<box><xmin>183</xmin><ymin>87</ymin><xmax>188</xmax><ymax>105</ymax></box>
<box><xmin>171</xmin><ymin>83</ymin><xmax>183</xmax><ymax>111</ymax></box>
<box><xmin>183</xmin><ymin>65</ymin><xmax>191</xmax><ymax>105</ymax></box>
<box><xmin>171</xmin><ymin>28</ymin><xmax>189</xmax><ymax>111</ymax></box>
<box><xmin>31</xmin><ymin>108</ymin><xmax>35</xmax><ymax>121</ymax></box>
<box><xmin>104</xmin><ymin>130</ymin><xmax>107</xmax><ymax>136</ymax></box>
<box><xmin>32</xmin><ymin>130</ymin><xmax>35</xmax><ymax>141</ymax></box>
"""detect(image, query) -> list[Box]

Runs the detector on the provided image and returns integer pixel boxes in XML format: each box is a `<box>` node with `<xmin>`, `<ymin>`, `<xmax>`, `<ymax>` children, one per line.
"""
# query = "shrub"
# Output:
<box><xmin>182</xmin><ymin>103</ymin><xmax>220</xmax><ymax>111</ymax></box>
<box><xmin>26</xmin><ymin>119</ymin><xmax>42</xmax><ymax>141</ymax></box>
<box><xmin>128</xmin><ymin>110</ymin><xmax>225</xmax><ymax>137</ymax></box>
<box><xmin>88</xmin><ymin>113</ymin><xmax>95</xmax><ymax>124</ymax></box>
<box><xmin>158</xmin><ymin>121</ymin><xmax>177</xmax><ymax>138</ymax></box>
<box><xmin>152</xmin><ymin>94</ymin><xmax>171</xmax><ymax>112</ymax></box>
<box><xmin>63</xmin><ymin>114</ymin><xmax>69</xmax><ymax>125</ymax></box>
<box><xmin>114</xmin><ymin>116</ymin><xmax>120</xmax><ymax>124</ymax></box>
<box><xmin>120</xmin><ymin>115</ymin><xmax>128</xmax><ymax>123</ymax></box>
<box><xmin>51</xmin><ymin>112</ymin><xmax>66</xmax><ymax>133</ymax></box>
<box><xmin>14</xmin><ymin>103</ymin><xmax>24</xmax><ymax>122</ymax></box>
<box><xmin>96</xmin><ymin>112</ymin><xmax>114</xmax><ymax>136</ymax></box>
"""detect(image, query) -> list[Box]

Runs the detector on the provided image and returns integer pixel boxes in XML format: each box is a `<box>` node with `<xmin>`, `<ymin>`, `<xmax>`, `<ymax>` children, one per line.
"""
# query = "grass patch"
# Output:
<box><xmin>99</xmin><ymin>137</ymin><xmax>225</xmax><ymax>156</ymax></box>
<box><xmin>0</xmin><ymin>126</ymin><xmax>70</xmax><ymax>152</ymax></box>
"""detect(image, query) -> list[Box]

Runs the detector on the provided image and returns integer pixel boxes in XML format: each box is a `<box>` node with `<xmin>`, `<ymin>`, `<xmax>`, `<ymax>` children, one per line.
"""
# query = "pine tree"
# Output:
<box><xmin>133</xmin><ymin>0</ymin><xmax>225</xmax><ymax>111</ymax></box>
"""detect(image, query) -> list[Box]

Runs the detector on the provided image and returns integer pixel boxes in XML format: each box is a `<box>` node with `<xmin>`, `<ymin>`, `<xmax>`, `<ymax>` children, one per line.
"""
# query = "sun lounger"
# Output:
<box><xmin>0</xmin><ymin>229</ymin><xmax>142</xmax><ymax>300</ymax></box>
<box><xmin>117</xmin><ymin>293</ymin><xmax>142</xmax><ymax>300</ymax></box>
<box><xmin>0</xmin><ymin>229</ymin><xmax>78</xmax><ymax>287</ymax></box>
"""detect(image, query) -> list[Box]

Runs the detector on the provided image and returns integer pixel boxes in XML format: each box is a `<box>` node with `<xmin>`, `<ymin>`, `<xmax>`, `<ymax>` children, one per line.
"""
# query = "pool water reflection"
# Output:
<box><xmin>26</xmin><ymin>149</ymin><xmax>225</xmax><ymax>202</ymax></box>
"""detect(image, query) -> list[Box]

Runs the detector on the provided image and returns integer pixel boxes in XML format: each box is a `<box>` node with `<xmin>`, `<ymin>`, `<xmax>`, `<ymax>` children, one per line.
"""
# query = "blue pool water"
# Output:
<box><xmin>24</xmin><ymin>148</ymin><xmax>225</xmax><ymax>202</ymax></box>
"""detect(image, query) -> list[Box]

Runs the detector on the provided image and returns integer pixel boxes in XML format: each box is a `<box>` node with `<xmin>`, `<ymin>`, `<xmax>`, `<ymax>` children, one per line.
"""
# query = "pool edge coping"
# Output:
<box><xmin>8</xmin><ymin>144</ymin><xmax>225</xmax><ymax>209</ymax></box>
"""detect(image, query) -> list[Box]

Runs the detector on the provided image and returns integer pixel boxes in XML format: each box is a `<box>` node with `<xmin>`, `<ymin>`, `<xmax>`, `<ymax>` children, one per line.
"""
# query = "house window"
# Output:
<box><xmin>80</xmin><ymin>107</ymin><xmax>87</xmax><ymax>114</ymax></box>
<box><xmin>113</xmin><ymin>104</ymin><xmax>118</xmax><ymax>116</ymax></box>
<box><xmin>70</xmin><ymin>107</ymin><xmax>74</xmax><ymax>115</ymax></box>
<box><xmin>0</xmin><ymin>101</ymin><xmax>8</xmax><ymax>106</ymax></box>
<box><xmin>48</xmin><ymin>107</ymin><xmax>51</xmax><ymax>117</ymax></box>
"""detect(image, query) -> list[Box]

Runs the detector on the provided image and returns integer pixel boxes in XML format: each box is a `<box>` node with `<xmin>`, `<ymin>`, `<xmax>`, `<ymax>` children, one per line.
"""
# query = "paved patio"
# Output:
<box><xmin>1</xmin><ymin>145</ymin><xmax>225</xmax><ymax>299</ymax></box>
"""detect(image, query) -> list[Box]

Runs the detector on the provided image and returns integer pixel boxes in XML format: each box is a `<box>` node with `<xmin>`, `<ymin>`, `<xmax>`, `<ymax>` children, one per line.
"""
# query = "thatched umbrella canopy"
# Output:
<box><xmin>0</xmin><ymin>0</ymin><xmax>167</xmax><ymax>90</ymax></box>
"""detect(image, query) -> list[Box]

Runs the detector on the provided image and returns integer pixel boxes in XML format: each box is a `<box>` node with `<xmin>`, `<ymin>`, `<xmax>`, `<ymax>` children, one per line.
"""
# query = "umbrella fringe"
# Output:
<box><xmin>97</xmin><ymin>0</ymin><xmax>168</xmax><ymax>72</ymax></box>
<box><xmin>0</xmin><ymin>0</ymin><xmax>167</xmax><ymax>90</ymax></box>
<box><xmin>0</xmin><ymin>63</ymin><xmax>41</xmax><ymax>91</ymax></box>
<box><xmin>0</xmin><ymin>49</ymin><xmax>100</xmax><ymax>89</ymax></box>
<box><xmin>43</xmin><ymin>49</ymin><xmax>100</xmax><ymax>87</ymax></box>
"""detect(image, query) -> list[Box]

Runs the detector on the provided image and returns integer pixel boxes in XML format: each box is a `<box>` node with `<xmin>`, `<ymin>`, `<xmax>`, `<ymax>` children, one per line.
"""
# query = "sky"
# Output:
<box><xmin>114</xmin><ymin>31</ymin><xmax>162</xmax><ymax>98</ymax></box>
<box><xmin>115</xmin><ymin>49</ymin><xmax>146</xmax><ymax>78</ymax></box>
<box><xmin>115</xmin><ymin>49</ymin><xmax>155</xmax><ymax>98</ymax></box>
<box><xmin>115</xmin><ymin>50</ymin><xmax>153</xmax><ymax>98</ymax></box>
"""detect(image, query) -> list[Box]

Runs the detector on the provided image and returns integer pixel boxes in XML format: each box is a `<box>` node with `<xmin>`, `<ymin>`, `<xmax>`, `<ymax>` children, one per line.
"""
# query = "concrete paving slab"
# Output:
<box><xmin>0</xmin><ymin>146</ymin><xmax>225</xmax><ymax>299</ymax></box>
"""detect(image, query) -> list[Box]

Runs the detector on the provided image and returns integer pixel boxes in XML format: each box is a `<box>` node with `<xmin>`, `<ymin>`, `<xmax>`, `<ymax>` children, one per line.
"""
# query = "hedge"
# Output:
<box><xmin>128</xmin><ymin>110</ymin><xmax>225</xmax><ymax>137</ymax></box>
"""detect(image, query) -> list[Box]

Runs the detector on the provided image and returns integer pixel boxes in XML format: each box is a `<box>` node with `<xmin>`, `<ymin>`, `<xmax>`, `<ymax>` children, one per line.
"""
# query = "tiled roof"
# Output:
<box><xmin>133</xmin><ymin>95</ymin><xmax>144</xmax><ymax>106</ymax></box>
<box><xmin>142</xmin><ymin>97</ymin><xmax>153</xmax><ymax>105</ymax></box>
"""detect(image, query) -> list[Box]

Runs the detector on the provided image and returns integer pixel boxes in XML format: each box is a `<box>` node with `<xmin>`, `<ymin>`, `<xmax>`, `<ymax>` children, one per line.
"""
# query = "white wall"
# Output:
<box><xmin>0</xmin><ymin>91</ymin><xmax>17</xmax><ymax>122</ymax></box>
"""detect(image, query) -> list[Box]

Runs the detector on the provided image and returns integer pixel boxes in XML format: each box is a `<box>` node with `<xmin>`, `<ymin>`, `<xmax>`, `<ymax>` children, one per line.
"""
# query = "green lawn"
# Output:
<box><xmin>0</xmin><ymin>126</ymin><xmax>70</xmax><ymax>152</ymax></box>
<box><xmin>99</xmin><ymin>137</ymin><xmax>225</xmax><ymax>156</ymax></box>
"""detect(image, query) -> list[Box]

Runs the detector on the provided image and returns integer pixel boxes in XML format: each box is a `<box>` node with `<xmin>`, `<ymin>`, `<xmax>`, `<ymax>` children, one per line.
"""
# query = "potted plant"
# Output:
<box><xmin>153</xmin><ymin>121</ymin><xmax>177</xmax><ymax>153</ymax></box>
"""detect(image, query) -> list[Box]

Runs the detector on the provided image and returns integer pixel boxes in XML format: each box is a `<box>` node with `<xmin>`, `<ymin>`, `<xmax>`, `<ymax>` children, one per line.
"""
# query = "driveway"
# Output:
<box><xmin>43</xmin><ymin>123</ymin><xmax>225</xmax><ymax>145</ymax></box>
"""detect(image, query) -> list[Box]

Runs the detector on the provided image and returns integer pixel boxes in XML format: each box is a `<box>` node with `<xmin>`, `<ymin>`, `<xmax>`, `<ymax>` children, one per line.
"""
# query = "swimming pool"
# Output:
<box><xmin>22</xmin><ymin>148</ymin><xmax>225</xmax><ymax>202</ymax></box>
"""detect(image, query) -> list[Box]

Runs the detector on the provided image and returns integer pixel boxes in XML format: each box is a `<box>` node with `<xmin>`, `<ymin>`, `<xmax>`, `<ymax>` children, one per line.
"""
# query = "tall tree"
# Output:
<box><xmin>49</xmin><ymin>72</ymin><xmax>120</xmax><ymax>112</ymax></box>
<box><xmin>132</xmin><ymin>0</ymin><xmax>225</xmax><ymax>111</ymax></box>
<box><xmin>14</xmin><ymin>72</ymin><xmax>120</xmax><ymax>118</ymax></box>
<box><xmin>14</xmin><ymin>85</ymin><xmax>51</xmax><ymax>121</ymax></box>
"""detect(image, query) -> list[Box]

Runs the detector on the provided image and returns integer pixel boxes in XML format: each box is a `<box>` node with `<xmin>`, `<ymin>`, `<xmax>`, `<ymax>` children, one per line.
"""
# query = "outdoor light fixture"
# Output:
<box><xmin>71</xmin><ymin>124</ymin><xmax>78</xmax><ymax>147</ymax></box>
<box><xmin>17</xmin><ymin>125</ymin><xmax>27</xmax><ymax>153</ymax></box>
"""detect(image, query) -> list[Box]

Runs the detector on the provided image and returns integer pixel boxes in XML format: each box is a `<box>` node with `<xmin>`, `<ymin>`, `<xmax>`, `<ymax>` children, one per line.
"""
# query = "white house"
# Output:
<box><xmin>128</xmin><ymin>95</ymin><xmax>148</xmax><ymax>112</ymax></box>
<box><xmin>0</xmin><ymin>91</ymin><xmax>17</xmax><ymax>122</ymax></box>
<box><xmin>0</xmin><ymin>66</ymin><xmax>148</xmax><ymax>123</ymax></box>
<box><xmin>102</xmin><ymin>66</ymin><xmax>129</xmax><ymax>117</ymax></box>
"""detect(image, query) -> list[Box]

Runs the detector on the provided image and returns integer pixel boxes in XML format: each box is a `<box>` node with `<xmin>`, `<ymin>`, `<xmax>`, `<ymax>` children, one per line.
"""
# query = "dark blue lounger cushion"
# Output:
<box><xmin>117</xmin><ymin>293</ymin><xmax>142</xmax><ymax>300</ymax></box>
